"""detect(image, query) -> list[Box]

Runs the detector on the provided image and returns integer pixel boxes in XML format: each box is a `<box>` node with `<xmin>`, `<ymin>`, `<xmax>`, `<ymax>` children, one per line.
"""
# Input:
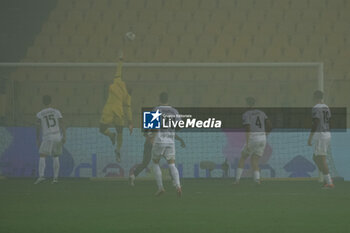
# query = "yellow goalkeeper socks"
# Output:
<box><xmin>116</xmin><ymin>133</ymin><xmax>123</xmax><ymax>152</ymax></box>
<box><xmin>103</xmin><ymin>129</ymin><xmax>113</xmax><ymax>137</ymax></box>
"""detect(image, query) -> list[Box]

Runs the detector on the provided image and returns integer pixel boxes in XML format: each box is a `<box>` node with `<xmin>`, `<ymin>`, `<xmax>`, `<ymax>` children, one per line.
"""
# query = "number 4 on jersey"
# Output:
<box><xmin>255</xmin><ymin>116</ymin><xmax>262</xmax><ymax>128</ymax></box>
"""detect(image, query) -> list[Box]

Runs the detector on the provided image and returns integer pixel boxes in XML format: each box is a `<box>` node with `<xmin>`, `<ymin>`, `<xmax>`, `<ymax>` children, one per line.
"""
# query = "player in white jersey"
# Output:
<box><xmin>308</xmin><ymin>90</ymin><xmax>334</xmax><ymax>189</ymax></box>
<box><xmin>150</xmin><ymin>92</ymin><xmax>183</xmax><ymax>197</ymax></box>
<box><xmin>34</xmin><ymin>95</ymin><xmax>66</xmax><ymax>184</ymax></box>
<box><xmin>235</xmin><ymin>97</ymin><xmax>271</xmax><ymax>184</ymax></box>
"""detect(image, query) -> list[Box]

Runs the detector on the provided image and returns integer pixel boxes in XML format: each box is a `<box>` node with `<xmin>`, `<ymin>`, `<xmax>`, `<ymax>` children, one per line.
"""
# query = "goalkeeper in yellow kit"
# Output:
<box><xmin>99</xmin><ymin>54</ymin><xmax>133</xmax><ymax>162</ymax></box>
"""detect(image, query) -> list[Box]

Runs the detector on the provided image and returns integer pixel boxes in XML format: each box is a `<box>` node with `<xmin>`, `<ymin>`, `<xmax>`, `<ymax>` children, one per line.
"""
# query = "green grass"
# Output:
<box><xmin>0</xmin><ymin>178</ymin><xmax>349</xmax><ymax>233</ymax></box>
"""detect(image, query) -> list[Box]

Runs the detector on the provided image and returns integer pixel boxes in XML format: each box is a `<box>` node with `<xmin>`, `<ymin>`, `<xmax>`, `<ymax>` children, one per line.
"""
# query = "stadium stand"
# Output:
<box><xmin>1</xmin><ymin>0</ymin><xmax>350</xmax><ymax>127</ymax></box>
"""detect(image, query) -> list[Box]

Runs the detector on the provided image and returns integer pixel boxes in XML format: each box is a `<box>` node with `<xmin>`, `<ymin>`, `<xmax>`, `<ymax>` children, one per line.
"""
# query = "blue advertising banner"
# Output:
<box><xmin>0</xmin><ymin>127</ymin><xmax>348</xmax><ymax>180</ymax></box>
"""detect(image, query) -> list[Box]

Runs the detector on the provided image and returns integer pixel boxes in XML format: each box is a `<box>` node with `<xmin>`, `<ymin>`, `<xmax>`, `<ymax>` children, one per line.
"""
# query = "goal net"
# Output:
<box><xmin>0</xmin><ymin>62</ymin><xmax>342</xmax><ymax>179</ymax></box>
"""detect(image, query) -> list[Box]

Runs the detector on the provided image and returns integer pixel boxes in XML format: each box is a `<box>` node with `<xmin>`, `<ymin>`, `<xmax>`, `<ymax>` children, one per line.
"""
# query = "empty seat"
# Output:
<box><xmin>258</xmin><ymin>23</ymin><xmax>277</xmax><ymax>35</ymax></box>
<box><xmin>332</xmin><ymin>22</ymin><xmax>349</xmax><ymax>33</ymax></box>
<box><xmin>34</xmin><ymin>35</ymin><xmax>52</xmax><ymax>47</ymax></box>
<box><xmin>253</xmin><ymin>0</ymin><xmax>273</xmax><ymax>10</ymax></box>
<box><xmin>134</xmin><ymin>47</ymin><xmax>155</xmax><ymax>62</ymax></box>
<box><xmin>89</xmin><ymin>34</ymin><xmax>108</xmax><ymax>47</ymax></box>
<box><xmin>199</xmin><ymin>0</ymin><xmax>218</xmax><ymax>9</ymax></box>
<box><xmin>295</xmin><ymin>22</ymin><xmax>316</xmax><ymax>33</ymax></box>
<box><xmin>182</xmin><ymin>0</ymin><xmax>200</xmax><ymax>9</ymax></box>
<box><xmin>156</xmin><ymin>10</ymin><xmax>174</xmax><ymax>23</ymax></box>
<box><xmin>252</xmin><ymin>34</ymin><xmax>272</xmax><ymax>47</ymax></box>
<box><xmin>301</xmin><ymin>10</ymin><xmax>321</xmax><ymax>22</ymax></box>
<box><xmin>43</xmin><ymin>48</ymin><xmax>62</xmax><ymax>61</ymax></box>
<box><xmin>234</xmin><ymin>35</ymin><xmax>253</xmax><ymax>48</ymax></box>
<box><xmin>179</xmin><ymin>34</ymin><xmax>197</xmax><ymax>48</ymax></box>
<box><xmin>127</xmin><ymin>0</ymin><xmax>146</xmax><ymax>9</ymax></box>
<box><xmin>308</xmin><ymin>34</ymin><xmax>326</xmax><ymax>47</ymax></box>
<box><xmin>193</xmin><ymin>10</ymin><xmax>211</xmax><ymax>23</ymax></box>
<box><xmin>138</xmin><ymin>10</ymin><xmax>156</xmax><ymax>23</ymax></box>
<box><xmin>142</xmin><ymin>34</ymin><xmax>161</xmax><ymax>47</ymax></box>
<box><xmin>173</xmin><ymin>47</ymin><xmax>191</xmax><ymax>61</ymax></box>
<box><xmin>245</xmin><ymin>47</ymin><xmax>265</xmax><ymax>61</ymax></box>
<box><xmin>73</xmin><ymin>0</ymin><xmax>92</xmax><ymax>9</ymax></box>
<box><xmin>264</xmin><ymin>47</ymin><xmax>282</xmax><ymax>61</ymax></box>
<box><xmin>48</xmin><ymin>10</ymin><xmax>67</xmax><ymax>22</ymax></box>
<box><xmin>154</xmin><ymin>47</ymin><xmax>172</xmax><ymax>61</ymax></box>
<box><xmin>283</xmin><ymin>10</ymin><xmax>302</xmax><ymax>22</ymax></box>
<box><xmin>246</xmin><ymin>10</ymin><xmax>266</xmax><ymax>22</ymax></box>
<box><xmin>161</xmin><ymin>34</ymin><xmax>179</xmax><ymax>47</ymax></box>
<box><xmin>204</xmin><ymin>22</ymin><xmax>222</xmax><ymax>35</ymax></box>
<box><xmin>301</xmin><ymin>46</ymin><xmax>321</xmax><ymax>60</ymax></box>
<box><xmin>283</xmin><ymin>47</ymin><xmax>302</xmax><ymax>60</ymax></box>
<box><xmin>145</xmin><ymin>0</ymin><xmax>163</xmax><ymax>10</ymax></box>
<box><xmin>186</xmin><ymin>22</ymin><xmax>204</xmax><ymax>35</ymax></box>
<box><xmin>66</xmin><ymin>10</ymin><xmax>85</xmax><ymax>22</ymax></box>
<box><xmin>240</xmin><ymin>22</ymin><xmax>259</xmax><ymax>34</ymax></box>
<box><xmin>276</xmin><ymin>22</ymin><xmax>297</xmax><ymax>33</ymax></box>
<box><xmin>80</xmin><ymin>47</ymin><xmax>101</xmax><ymax>61</ymax></box>
<box><xmin>320</xmin><ymin>46</ymin><xmax>340</xmax><ymax>58</ymax></box>
<box><xmin>174</xmin><ymin>11</ymin><xmax>193</xmax><ymax>22</ymax></box>
<box><xmin>222</xmin><ymin>23</ymin><xmax>241</xmax><ymax>35</ymax></box>
<box><xmin>62</xmin><ymin>47</ymin><xmax>81</xmax><ymax>61</ymax></box>
<box><xmin>76</xmin><ymin>23</ymin><xmax>97</xmax><ymax>36</ymax></box>
<box><xmin>191</xmin><ymin>48</ymin><xmax>209</xmax><ymax>61</ymax></box>
<box><xmin>308</xmin><ymin>0</ymin><xmax>327</xmax><ymax>9</ymax></box>
<box><xmin>130</xmin><ymin>22</ymin><xmax>151</xmax><ymax>36</ymax></box>
<box><xmin>119</xmin><ymin>10</ymin><xmax>139</xmax><ymax>23</ymax></box>
<box><xmin>58</xmin><ymin>22</ymin><xmax>77</xmax><ymax>34</ymax></box>
<box><xmin>216</xmin><ymin>35</ymin><xmax>234</xmax><ymax>48</ymax></box>
<box><xmin>227</xmin><ymin>46</ymin><xmax>246</xmax><ymax>61</ymax></box>
<box><xmin>163</xmin><ymin>0</ymin><xmax>183</xmax><ymax>10</ymax></box>
<box><xmin>208</xmin><ymin>46</ymin><xmax>227</xmax><ymax>62</ymax></box>
<box><xmin>149</xmin><ymin>22</ymin><xmax>167</xmax><ymax>34</ymax></box>
<box><xmin>289</xmin><ymin>0</ymin><xmax>308</xmax><ymax>9</ymax></box>
<box><xmin>197</xmin><ymin>35</ymin><xmax>216</xmax><ymax>47</ymax></box>
<box><xmin>26</xmin><ymin>47</ymin><xmax>44</xmax><ymax>61</ymax></box>
<box><xmin>167</xmin><ymin>22</ymin><xmax>186</xmax><ymax>35</ymax></box>
<box><xmin>70</xmin><ymin>35</ymin><xmax>88</xmax><ymax>46</ymax></box>
<box><xmin>290</xmin><ymin>35</ymin><xmax>309</xmax><ymax>47</ymax></box>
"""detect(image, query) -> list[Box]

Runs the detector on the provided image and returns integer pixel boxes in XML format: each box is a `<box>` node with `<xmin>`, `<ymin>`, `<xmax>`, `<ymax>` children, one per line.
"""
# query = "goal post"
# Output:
<box><xmin>1</xmin><ymin>61</ymin><xmax>342</xmax><ymax>180</ymax></box>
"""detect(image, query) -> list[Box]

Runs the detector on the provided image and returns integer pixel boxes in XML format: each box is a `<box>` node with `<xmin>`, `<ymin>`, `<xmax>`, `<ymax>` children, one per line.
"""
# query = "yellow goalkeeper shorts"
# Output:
<box><xmin>100</xmin><ymin>106</ymin><xmax>124</xmax><ymax>126</ymax></box>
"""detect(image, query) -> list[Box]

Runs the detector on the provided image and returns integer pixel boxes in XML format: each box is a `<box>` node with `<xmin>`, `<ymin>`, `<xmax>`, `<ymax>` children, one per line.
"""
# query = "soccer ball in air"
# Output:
<box><xmin>125</xmin><ymin>31</ymin><xmax>136</xmax><ymax>41</ymax></box>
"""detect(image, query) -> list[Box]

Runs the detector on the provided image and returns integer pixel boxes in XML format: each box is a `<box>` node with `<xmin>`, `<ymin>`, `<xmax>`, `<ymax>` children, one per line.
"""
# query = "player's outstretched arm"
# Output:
<box><xmin>59</xmin><ymin>119</ymin><xmax>66</xmax><ymax>144</ymax></box>
<box><xmin>36</xmin><ymin>120</ymin><xmax>41</xmax><ymax>148</ymax></box>
<box><xmin>308</xmin><ymin>118</ymin><xmax>319</xmax><ymax>146</ymax></box>
<box><xmin>265</xmin><ymin>119</ymin><xmax>272</xmax><ymax>136</ymax></box>
<box><xmin>244</xmin><ymin>124</ymin><xmax>250</xmax><ymax>145</ymax></box>
<box><xmin>175</xmin><ymin>134</ymin><xmax>186</xmax><ymax>148</ymax></box>
<box><xmin>114</xmin><ymin>52</ymin><xmax>123</xmax><ymax>80</ymax></box>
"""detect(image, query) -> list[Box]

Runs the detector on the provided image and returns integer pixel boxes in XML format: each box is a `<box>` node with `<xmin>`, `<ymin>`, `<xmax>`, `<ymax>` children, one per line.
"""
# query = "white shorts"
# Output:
<box><xmin>39</xmin><ymin>140</ymin><xmax>63</xmax><ymax>156</ymax></box>
<box><xmin>152</xmin><ymin>143</ymin><xmax>175</xmax><ymax>161</ymax></box>
<box><xmin>314</xmin><ymin>135</ymin><xmax>331</xmax><ymax>156</ymax></box>
<box><xmin>241</xmin><ymin>138</ymin><xmax>266</xmax><ymax>157</ymax></box>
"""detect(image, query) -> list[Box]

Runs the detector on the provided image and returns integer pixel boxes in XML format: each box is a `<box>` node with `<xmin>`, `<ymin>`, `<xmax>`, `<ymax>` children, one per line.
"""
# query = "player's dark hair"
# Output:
<box><xmin>246</xmin><ymin>97</ymin><xmax>255</xmax><ymax>107</ymax></box>
<box><xmin>42</xmin><ymin>95</ymin><xmax>52</xmax><ymax>106</ymax></box>
<box><xmin>313</xmin><ymin>90</ymin><xmax>323</xmax><ymax>100</ymax></box>
<box><xmin>159</xmin><ymin>92</ymin><xmax>168</xmax><ymax>104</ymax></box>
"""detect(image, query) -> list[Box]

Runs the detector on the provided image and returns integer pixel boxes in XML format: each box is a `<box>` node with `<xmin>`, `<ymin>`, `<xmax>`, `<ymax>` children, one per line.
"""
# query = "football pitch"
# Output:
<box><xmin>0</xmin><ymin>178</ymin><xmax>349</xmax><ymax>233</ymax></box>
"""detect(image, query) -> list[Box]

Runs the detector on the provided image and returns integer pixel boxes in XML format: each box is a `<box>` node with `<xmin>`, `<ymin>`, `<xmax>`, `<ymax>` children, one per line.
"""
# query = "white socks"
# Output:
<box><xmin>324</xmin><ymin>174</ymin><xmax>333</xmax><ymax>185</ymax></box>
<box><xmin>168</xmin><ymin>163</ymin><xmax>180</xmax><ymax>188</ymax></box>
<box><xmin>318</xmin><ymin>170</ymin><xmax>324</xmax><ymax>182</ymax></box>
<box><xmin>153</xmin><ymin>163</ymin><xmax>164</xmax><ymax>190</ymax></box>
<box><xmin>53</xmin><ymin>157</ymin><xmax>60</xmax><ymax>179</ymax></box>
<box><xmin>39</xmin><ymin>157</ymin><xmax>46</xmax><ymax>178</ymax></box>
<box><xmin>236</xmin><ymin>168</ymin><xmax>243</xmax><ymax>181</ymax></box>
<box><xmin>39</xmin><ymin>157</ymin><xmax>60</xmax><ymax>179</ymax></box>
<box><xmin>253</xmin><ymin>171</ymin><xmax>260</xmax><ymax>182</ymax></box>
